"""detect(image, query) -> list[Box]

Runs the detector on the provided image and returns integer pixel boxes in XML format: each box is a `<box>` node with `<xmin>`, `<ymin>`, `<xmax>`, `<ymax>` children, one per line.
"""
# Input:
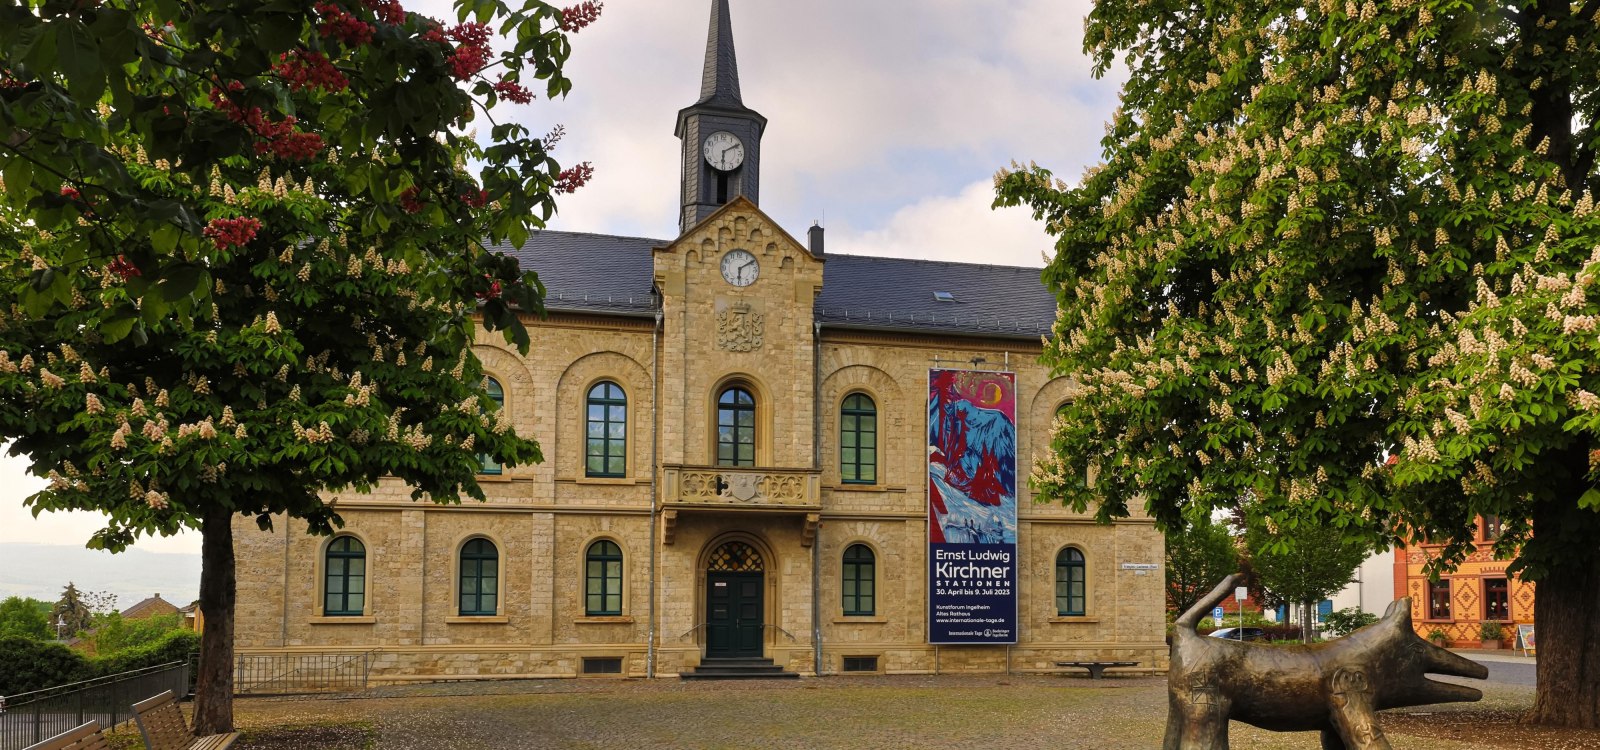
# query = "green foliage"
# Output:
<box><xmin>1246</xmin><ymin>520</ymin><xmax>1369</xmax><ymax>617</ymax></box>
<box><xmin>49</xmin><ymin>583</ymin><xmax>93</xmax><ymax>636</ymax></box>
<box><xmin>91</xmin><ymin>628</ymin><xmax>198</xmax><ymax>677</ymax></box>
<box><xmin>1324</xmin><ymin>607</ymin><xmax>1380</xmax><ymax>637</ymax></box>
<box><xmin>995</xmin><ymin>0</ymin><xmax>1600</xmax><ymax>585</ymax></box>
<box><xmin>1428</xmin><ymin>628</ymin><xmax>1448</xmax><ymax>643</ymax></box>
<box><xmin>1165</xmin><ymin>516</ymin><xmax>1241</xmax><ymax>615</ymax></box>
<box><xmin>1480</xmin><ymin>620</ymin><xmax>1505</xmax><ymax>640</ymax></box>
<box><xmin>0</xmin><ymin>635</ymin><xmax>92</xmax><ymax>695</ymax></box>
<box><xmin>91</xmin><ymin>612</ymin><xmax>183</xmax><ymax>654</ymax></box>
<box><xmin>0</xmin><ymin>596</ymin><xmax>52</xmax><ymax>640</ymax></box>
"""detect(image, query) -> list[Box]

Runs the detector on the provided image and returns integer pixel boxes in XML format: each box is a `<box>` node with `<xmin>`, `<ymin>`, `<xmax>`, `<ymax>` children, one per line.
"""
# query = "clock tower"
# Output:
<box><xmin>677</xmin><ymin>0</ymin><xmax>766</xmax><ymax>235</ymax></box>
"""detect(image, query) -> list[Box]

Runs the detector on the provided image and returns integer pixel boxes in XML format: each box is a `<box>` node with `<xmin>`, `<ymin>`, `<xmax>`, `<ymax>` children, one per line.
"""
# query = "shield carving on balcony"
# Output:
<box><xmin>724</xmin><ymin>473</ymin><xmax>760</xmax><ymax>501</ymax></box>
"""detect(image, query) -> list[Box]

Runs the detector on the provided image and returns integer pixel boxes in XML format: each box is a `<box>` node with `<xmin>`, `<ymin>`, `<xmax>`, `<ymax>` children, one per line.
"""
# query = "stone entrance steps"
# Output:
<box><xmin>679</xmin><ymin>657</ymin><xmax>801</xmax><ymax>680</ymax></box>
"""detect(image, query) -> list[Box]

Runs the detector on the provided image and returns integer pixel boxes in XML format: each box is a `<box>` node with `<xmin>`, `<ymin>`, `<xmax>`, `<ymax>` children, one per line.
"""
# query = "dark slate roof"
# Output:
<box><xmin>697</xmin><ymin>0</ymin><xmax>743</xmax><ymax>109</ymax></box>
<box><xmin>495</xmin><ymin>230</ymin><xmax>1057</xmax><ymax>338</ymax></box>
<box><xmin>814</xmin><ymin>255</ymin><xmax>1056</xmax><ymax>339</ymax></box>
<box><xmin>489</xmin><ymin>231</ymin><xmax>660</xmax><ymax>316</ymax></box>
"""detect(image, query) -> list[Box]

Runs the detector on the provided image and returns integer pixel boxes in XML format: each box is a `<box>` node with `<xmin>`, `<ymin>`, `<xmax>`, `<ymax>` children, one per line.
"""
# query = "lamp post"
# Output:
<box><xmin>55</xmin><ymin>615</ymin><xmax>65</xmax><ymax>641</ymax></box>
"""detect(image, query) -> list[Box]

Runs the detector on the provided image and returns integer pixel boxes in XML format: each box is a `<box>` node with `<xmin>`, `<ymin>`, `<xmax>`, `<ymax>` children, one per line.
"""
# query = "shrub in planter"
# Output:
<box><xmin>1427</xmin><ymin>627</ymin><xmax>1450</xmax><ymax>646</ymax></box>
<box><xmin>1479</xmin><ymin>621</ymin><xmax>1505</xmax><ymax>649</ymax></box>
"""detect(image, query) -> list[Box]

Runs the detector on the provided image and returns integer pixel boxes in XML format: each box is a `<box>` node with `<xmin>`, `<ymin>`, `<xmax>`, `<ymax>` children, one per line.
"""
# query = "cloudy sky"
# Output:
<box><xmin>0</xmin><ymin>0</ymin><xmax>1123</xmax><ymax>559</ymax></box>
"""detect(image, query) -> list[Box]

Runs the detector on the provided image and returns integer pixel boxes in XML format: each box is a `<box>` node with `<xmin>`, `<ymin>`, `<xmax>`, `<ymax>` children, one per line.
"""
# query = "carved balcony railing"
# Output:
<box><xmin>659</xmin><ymin>465</ymin><xmax>821</xmax><ymax>545</ymax></box>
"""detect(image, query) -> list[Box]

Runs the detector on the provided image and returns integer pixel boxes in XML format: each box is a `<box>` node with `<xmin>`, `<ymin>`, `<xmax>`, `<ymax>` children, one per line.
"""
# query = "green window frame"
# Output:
<box><xmin>840</xmin><ymin>393</ymin><xmax>877</xmax><ymax>484</ymax></box>
<box><xmin>842</xmin><ymin>543</ymin><xmax>875</xmax><ymax>616</ymax></box>
<box><xmin>586</xmin><ymin>382</ymin><xmax>627</xmax><ymax>477</ymax></box>
<box><xmin>1056</xmin><ymin>547</ymin><xmax>1086</xmax><ymax>616</ymax></box>
<box><xmin>478</xmin><ymin>376</ymin><xmax>504</xmax><ymax>475</ymax></box>
<box><xmin>717</xmin><ymin>387</ymin><xmax>756</xmax><ymax>467</ymax></box>
<box><xmin>458</xmin><ymin>538</ymin><xmax>499</xmax><ymax>616</ymax></box>
<box><xmin>585</xmin><ymin>540</ymin><xmax>623</xmax><ymax>616</ymax></box>
<box><xmin>323</xmin><ymin>536</ymin><xmax>366</xmax><ymax>616</ymax></box>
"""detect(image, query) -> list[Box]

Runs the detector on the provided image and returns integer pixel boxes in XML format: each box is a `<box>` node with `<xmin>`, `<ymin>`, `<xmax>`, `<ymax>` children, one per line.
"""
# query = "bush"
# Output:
<box><xmin>1480</xmin><ymin>621</ymin><xmax>1504</xmax><ymax>640</ymax></box>
<box><xmin>92</xmin><ymin>629</ymin><xmax>199</xmax><ymax>677</ymax></box>
<box><xmin>0</xmin><ymin>636</ymin><xmax>92</xmax><ymax>695</ymax></box>
<box><xmin>91</xmin><ymin>613</ymin><xmax>184</xmax><ymax>655</ymax></box>
<box><xmin>1324</xmin><ymin>607</ymin><xmax>1380</xmax><ymax>637</ymax></box>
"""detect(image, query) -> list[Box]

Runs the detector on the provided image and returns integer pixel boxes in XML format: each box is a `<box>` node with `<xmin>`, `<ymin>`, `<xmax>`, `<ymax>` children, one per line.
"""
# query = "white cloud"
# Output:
<box><xmin>830</xmin><ymin>180</ymin><xmax>1053</xmax><ymax>267</ymax></box>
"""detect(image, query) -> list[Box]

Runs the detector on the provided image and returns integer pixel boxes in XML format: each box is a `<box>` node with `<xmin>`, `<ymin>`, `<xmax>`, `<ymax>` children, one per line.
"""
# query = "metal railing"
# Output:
<box><xmin>0</xmin><ymin>661</ymin><xmax>189</xmax><ymax>750</ymax></box>
<box><xmin>235</xmin><ymin>651</ymin><xmax>375</xmax><ymax>695</ymax></box>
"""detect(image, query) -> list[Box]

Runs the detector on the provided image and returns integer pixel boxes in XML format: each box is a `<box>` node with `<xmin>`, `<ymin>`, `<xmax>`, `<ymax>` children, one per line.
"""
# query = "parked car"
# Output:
<box><xmin>1208</xmin><ymin>627</ymin><xmax>1268</xmax><ymax>641</ymax></box>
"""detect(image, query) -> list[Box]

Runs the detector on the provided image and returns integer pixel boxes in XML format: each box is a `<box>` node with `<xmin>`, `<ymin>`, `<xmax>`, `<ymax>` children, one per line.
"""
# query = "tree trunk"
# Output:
<box><xmin>1301</xmin><ymin>601</ymin><xmax>1313</xmax><ymax>644</ymax></box>
<box><xmin>190</xmin><ymin>505</ymin><xmax>236</xmax><ymax>735</ymax></box>
<box><xmin>1525</xmin><ymin>533</ymin><xmax>1600</xmax><ymax>728</ymax></box>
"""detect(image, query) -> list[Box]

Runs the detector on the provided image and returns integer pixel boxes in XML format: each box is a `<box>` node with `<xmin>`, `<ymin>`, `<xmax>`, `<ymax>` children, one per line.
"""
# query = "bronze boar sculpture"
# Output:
<box><xmin>1165</xmin><ymin>574</ymin><xmax>1489</xmax><ymax>749</ymax></box>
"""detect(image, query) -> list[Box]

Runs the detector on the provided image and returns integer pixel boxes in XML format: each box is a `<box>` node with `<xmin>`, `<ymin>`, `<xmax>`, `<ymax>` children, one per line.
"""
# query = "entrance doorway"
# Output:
<box><xmin>705</xmin><ymin>541</ymin><xmax>764</xmax><ymax>658</ymax></box>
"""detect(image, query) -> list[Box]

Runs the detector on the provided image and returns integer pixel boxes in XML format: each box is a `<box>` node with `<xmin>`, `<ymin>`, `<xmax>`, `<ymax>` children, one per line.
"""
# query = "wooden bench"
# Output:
<box><xmin>24</xmin><ymin>721</ymin><xmax>111</xmax><ymax>750</ymax></box>
<box><xmin>132</xmin><ymin>690</ymin><xmax>239</xmax><ymax>750</ymax></box>
<box><xmin>1055</xmin><ymin>660</ymin><xmax>1140</xmax><ymax>680</ymax></box>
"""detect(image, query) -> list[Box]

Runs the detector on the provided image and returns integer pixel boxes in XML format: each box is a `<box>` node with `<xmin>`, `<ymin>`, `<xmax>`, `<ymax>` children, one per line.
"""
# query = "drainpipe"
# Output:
<box><xmin>812</xmin><ymin>320</ymin><xmax>823</xmax><ymax>676</ymax></box>
<box><xmin>648</xmin><ymin>305</ymin><xmax>662</xmax><ymax>678</ymax></box>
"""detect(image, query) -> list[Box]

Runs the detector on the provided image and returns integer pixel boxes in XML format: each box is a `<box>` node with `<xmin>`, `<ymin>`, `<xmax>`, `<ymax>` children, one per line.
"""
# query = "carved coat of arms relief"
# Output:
<box><xmin>717</xmin><ymin>301</ymin><xmax>764</xmax><ymax>352</ymax></box>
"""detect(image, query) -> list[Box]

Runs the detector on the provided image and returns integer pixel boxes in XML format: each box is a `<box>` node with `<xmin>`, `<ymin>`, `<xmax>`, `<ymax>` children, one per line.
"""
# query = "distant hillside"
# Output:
<box><xmin>0</xmin><ymin>543</ymin><xmax>201</xmax><ymax>609</ymax></box>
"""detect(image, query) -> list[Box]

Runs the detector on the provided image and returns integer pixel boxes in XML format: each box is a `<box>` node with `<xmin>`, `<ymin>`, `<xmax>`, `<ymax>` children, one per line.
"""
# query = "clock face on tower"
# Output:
<box><xmin>720</xmin><ymin>249</ymin><xmax>759</xmax><ymax>287</ymax></box>
<box><xmin>703</xmin><ymin>131</ymin><xmax>745</xmax><ymax>172</ymax></box>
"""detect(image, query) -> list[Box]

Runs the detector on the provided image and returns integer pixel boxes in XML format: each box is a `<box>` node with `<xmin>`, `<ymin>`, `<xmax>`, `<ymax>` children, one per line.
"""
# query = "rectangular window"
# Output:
<box><xmin>1484</xmin><ymin>578</ymin><xmax>1510</xmax><ymax>621</ymax></box>
<box><xmin>582</xmin><ymin>657</ymin><xmax>623</xmax><ymax>675</ymax></box>
<box><xmin>1428</xmin><ymin>579</ymin><xmax>1452</xmax><ymax>620</ymax></box>
<box><xmin>1481</xmin><ymin>515</ymin><xmax>1503</xmax><ymax>541</ymax></box>
<box><xmin>842</xmin><ymin>656</ymin><xmax>879</xmax><ymax>673</ymax></box>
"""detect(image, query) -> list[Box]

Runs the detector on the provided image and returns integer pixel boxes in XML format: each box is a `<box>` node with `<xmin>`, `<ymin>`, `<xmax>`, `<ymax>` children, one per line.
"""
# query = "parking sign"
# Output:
<box><xmin>1212</xmin><ymin>606</ymin><xmax>1225</xmax><ymax>622</ymax></box>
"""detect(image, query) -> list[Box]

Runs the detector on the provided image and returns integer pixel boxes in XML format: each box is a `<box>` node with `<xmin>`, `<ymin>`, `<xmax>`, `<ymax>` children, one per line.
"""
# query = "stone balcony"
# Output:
<box><xmin>659</xmin><ymin>465</ymin><xmax>821</xmax><ymax>545</ymax></box>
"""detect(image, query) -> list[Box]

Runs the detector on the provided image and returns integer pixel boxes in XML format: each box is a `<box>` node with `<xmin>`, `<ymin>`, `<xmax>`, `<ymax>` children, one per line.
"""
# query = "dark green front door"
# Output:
<box><xmin>706</xmin><ymin>571</ymin><xmax>763</xmax><ymax>658</ymax></box>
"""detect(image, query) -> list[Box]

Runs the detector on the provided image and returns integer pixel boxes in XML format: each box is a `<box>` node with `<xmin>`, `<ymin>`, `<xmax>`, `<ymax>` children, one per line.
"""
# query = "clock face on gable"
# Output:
<box><xmin>720</xmin><ymin>249</ymin><xmax>759</xmax><ymax>287</ymax></box>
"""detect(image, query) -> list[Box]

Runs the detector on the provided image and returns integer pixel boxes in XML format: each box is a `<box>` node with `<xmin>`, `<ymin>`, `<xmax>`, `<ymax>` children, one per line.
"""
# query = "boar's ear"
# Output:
<box><xmin>1382</xmin><ymin>597</ymin><xmax>1410</xmax><ymax>626</ymax></box>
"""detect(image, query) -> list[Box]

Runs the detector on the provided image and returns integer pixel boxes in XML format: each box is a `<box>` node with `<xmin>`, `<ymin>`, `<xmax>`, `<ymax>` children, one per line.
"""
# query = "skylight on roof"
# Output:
<box><xmin>933</xmin><ymin>291</ymin><xmax>957</xmax><ymax>302</ymax></box>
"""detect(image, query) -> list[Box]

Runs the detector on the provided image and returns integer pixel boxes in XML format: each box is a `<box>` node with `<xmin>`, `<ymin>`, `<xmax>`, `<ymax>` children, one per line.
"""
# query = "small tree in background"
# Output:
<box><xmin>48</xmin><ymin>583</ymin><xmax>92</xmax><ymax>637</ymax></box>
<box><xmin>1165</xmin><ymin>515</ymin><xmax>1241</xmax><ymax>615</ymax></box>
<box><xmin>1246</xmin><ymin>521</ymin><xmax>1369</xmax><ymax>643</ymax></box>
<box><xmin>0</xmin><ymin>596</ymin><xmax>51</xmax><ymax>640</ymax></box>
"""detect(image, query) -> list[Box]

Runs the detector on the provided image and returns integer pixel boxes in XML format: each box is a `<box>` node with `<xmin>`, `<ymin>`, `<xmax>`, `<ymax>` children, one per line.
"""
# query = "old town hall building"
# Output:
<box><xmin>232</xmin><ymin>1</ymin><xmax>1165</xmax><ymax>681</ymax></box>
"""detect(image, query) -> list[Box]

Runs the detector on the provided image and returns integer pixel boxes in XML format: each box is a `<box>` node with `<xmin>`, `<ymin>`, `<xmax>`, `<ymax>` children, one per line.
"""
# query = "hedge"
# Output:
<box><xmin>0</xmin><ymin>629</ymin><xmax>200</xmax><ymax>696</ymax></box>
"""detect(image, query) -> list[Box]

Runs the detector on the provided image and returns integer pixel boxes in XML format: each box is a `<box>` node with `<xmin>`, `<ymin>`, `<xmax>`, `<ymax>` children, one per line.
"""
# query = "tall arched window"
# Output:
<box><xmin>842</xmin><ymin>544</ymin><xmax>876</xmax><ymax>616</ymax></box>
<box><xmin>586</xmin><ymin>382</ymin><xmax>627</xmax><ymax>477</ymax></box>
<box><xmin>479</xmin><ymin>376</ymin><xmax>505</xmax><ymax>475</ymax></box>
<box><xmin>585</xmin><ymin>540</ymin><xmax>623</xmax><ymax>616</ymax></box>
<box><xmin>717</xmin><ymin>386</ymin><xmax>756</xmax><ymax>466</ymax></box>
<box><xmin>459</xmin><ymin>538</ymin><xmax>499</xmax><ymax>616</ymax></box>
<box><xmin>1056</xmin><ymin>547</ymin><xmax>1086</xmax><ymax>616</ymax></box>
<box><xmin>324</xmin><ymin>536</ymin><xmax>366</xmax><ymax>616</ymax></box>
<box><xmin>840</xmin><ymin>393</ymin><xmax>877</xmax><ymax>484</ymax></box>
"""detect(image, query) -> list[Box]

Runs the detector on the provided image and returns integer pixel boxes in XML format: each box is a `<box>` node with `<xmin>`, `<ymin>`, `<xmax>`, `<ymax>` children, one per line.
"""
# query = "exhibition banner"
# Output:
<box><xmin>927</xmin><ymin>368</ymin><xmax>1018</xmax><ymax>644</ymax></box>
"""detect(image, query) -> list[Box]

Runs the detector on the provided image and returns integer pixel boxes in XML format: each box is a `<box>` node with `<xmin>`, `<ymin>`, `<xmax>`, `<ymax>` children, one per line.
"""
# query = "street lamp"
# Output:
<box><xmin>55</xmin><ymin>616</ymin><xmax>65</xmax><ymax>641</ymax></box>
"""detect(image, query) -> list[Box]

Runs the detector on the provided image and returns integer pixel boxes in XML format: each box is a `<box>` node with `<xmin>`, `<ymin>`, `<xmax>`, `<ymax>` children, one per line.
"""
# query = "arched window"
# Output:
<box><xmin>586</xmin><ymin>382</ymin><xmax>627</xmax><ymax>477</ymax></box>
<box><xmin>479</xmin><ymin>376</ymin><xmax>505</xmax><ymax>475</ymax></box>
<box><xmin>585</xmin><ymin>540</ymin><xmax>623</xmax><ymax>616</ymax></box>
<box><xmin>717</xmin><ymin>386</ymin><xmax>756</xmax><ymax>467</ymax></box>
<box><xmin>842</xmin><ymin>544</ymin><xmax>875</xmax><ymax>616</ymax></box>
<box><xmin>459</xmin><ymin>538</ymin><xmax>499</xmax><ymax>616</ymax></box>
<box><xmin>324</xmin><ymin>536</ymin><xmax>366</xmax><ymax>616</ymax></box>
<box><xmin>840</xmin><ymin>393</ymin><xmax>877</xmax><ymax>484</ymax></box>
<box><xmin>1056</xmin><ymin>547</ymin><xmax>1086</xmax><ymax>616</ymax></box>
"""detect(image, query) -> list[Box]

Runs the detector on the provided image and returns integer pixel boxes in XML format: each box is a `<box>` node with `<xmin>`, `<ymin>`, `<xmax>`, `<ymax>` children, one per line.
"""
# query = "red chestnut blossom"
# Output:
<box><xmin>107</xmin><ymin>256</ymin><xmax>141</xmax><ymax>281</ymax></box>
<box><xmin>274</xmin><ymin>50</ymin><xmax>348</xmax><ymax>92</ymax></box>
<box><xmin>443</xmin><ymin>22</ymin><xmax>492</xmax><ymax>80</ymax></box>
<box><xmin>554</xmin><ymin>162</ymin><xmax>593</xmax><ymax>194</ymax></box>
<box><xmin>560</xmin><ymin>1</ymin><xmax>603</xmax><ymax>32</ymax></box>
<box><xmin>460</xmin><ymin>189</ymin><xmax>489</xmax><ymax>208</ymax></box>
<box><xmin>204</xmin><ymin>217</ymin><xmax>262</xmax><ymax>249</ymax></box>
<box><xmin>316</xmin><ymin>2</ymin><xmax>375</xmax><ymax>46</ymax></box>
<box><xmin>59</xmin><ymin>186</ymin><xmax>81</xmax><ymax>201</ymax></box>
<box><xmin>475</xmin><ymin>275</ymin><xmax>502</xmax><ymax>300</ymax></box>
<box><xmin>209</xmin><ymin>83</ymin><xmax>325</xmax><ymax>161</ymax></box>
<box><xmin>399</xmin><ymin>186</ymin><xmax>425</xmax><ymax>214</ymax></box>
<box><xmin>361</xmin><ymin>0</ymin><xmax>406</xmax><ymax>25</ymax></box>
<box><xmin>492</xmin><ymin>79</ymin><xmax>533</xmax><ymax>104</ymax></box>
<box><xmin>270</xmin><ymin>131</ymin><xmax>325</xmax><ymax>161</ymax></box>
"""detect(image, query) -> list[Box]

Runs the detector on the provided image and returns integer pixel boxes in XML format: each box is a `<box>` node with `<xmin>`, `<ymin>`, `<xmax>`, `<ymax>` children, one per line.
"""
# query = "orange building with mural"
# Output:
<box><xmin>1393</xmin><ymin>515</ymin><xmax>1535</xmax><ymax>647</ymax></box>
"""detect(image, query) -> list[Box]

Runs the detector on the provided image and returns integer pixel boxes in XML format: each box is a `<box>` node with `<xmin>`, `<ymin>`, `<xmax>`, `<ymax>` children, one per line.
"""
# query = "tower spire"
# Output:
<box><xmin>697</xmin><ymin>0</ymin><xmax>742</xmax><ymax>108</ymax></box>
